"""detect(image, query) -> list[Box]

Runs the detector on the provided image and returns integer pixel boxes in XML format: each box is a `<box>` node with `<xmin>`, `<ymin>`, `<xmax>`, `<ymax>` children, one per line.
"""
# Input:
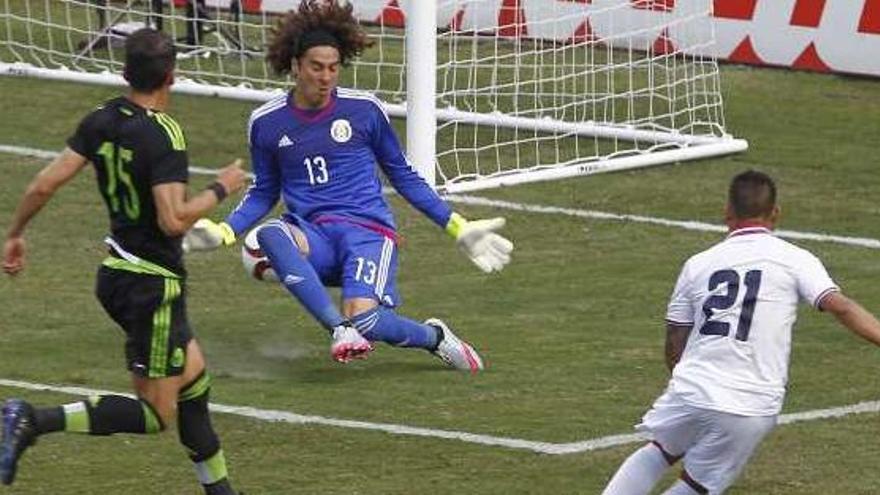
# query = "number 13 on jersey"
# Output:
<box><xmin>304</xmin><ymin>155</ymin><xmax>329</xmax><ymax>185</ymax></box>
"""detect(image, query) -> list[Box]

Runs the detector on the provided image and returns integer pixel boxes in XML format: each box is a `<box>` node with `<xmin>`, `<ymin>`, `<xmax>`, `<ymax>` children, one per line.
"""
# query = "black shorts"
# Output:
<box><xmin>95</xmin><ymin>265</ymin><xmax>192</xmax><ymax>378</ymax></box>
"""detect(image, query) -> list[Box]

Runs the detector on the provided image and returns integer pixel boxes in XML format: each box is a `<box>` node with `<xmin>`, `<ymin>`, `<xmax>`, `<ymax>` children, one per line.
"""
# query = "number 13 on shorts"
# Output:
<box><xmin>354</xmin><ymin>257</ymin><xmax>377</xmax><ymax>285</ymax></box>
<box><xmin>341</xmin><ymin>234</ymin><xmax>398</xmax><ymax>306</ymax></box>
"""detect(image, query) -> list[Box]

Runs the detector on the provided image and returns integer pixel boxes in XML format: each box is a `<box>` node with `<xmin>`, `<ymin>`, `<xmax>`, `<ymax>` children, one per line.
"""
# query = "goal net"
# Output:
<box><xmin>0</xmin><ymin>0</ymin><xmax>746</xmax><ymax>193</ymax></box>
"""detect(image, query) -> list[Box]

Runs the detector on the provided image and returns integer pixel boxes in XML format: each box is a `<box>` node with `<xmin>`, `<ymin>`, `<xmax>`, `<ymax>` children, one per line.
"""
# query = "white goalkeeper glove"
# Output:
<box><xmin>182</xmin><ymin>219</ymin><xmax>236</xmax><ymax>253</ymax></box>
<box><xmin>446</xmin><ymin>212</ymin><xmax>514</xmax><ymax>273</ymax></box>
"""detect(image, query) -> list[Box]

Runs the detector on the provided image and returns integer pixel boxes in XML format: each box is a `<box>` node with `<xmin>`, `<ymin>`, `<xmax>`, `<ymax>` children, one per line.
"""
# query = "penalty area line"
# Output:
<box><xmin>0</xmin><ymin>378</ymin><xmax>878</xmax><ymax>456</ymax></box>
<box><xmin>4</xmin><ymin>143</ymin><xmax>879</xmax><ymax>250</ymax></box>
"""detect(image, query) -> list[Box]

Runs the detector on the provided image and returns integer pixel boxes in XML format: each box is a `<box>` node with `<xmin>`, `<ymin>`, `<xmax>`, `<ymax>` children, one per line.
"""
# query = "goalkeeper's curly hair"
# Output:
<box><xmin>267</xmin><ymin>0</ymin><xmax>372</xmax><ymax>75</ymax></box>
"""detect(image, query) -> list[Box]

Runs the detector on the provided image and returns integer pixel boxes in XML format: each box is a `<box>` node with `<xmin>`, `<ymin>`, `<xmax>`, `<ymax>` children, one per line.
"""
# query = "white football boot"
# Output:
<box><xmin>330</xmin><ymin>324</ymin><xmax>373</xmax><ymax>363</ymax></box>
<box><xmin>425</xmin><ymin>318</ymin><xmax>484</xmax><ymax>373</ymax></box>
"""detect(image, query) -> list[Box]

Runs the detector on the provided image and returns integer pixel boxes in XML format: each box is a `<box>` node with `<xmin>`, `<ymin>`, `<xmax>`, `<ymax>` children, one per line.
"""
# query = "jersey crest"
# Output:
<box><xmin>330</xmin><ymin>119</ymin><xmax>352</xmax><ymax>143</ymax></box>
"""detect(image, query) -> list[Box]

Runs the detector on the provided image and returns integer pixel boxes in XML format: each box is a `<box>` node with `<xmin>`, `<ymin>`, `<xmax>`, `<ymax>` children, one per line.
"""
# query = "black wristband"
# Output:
<box><xmin>207</xmin><ymin>181</ymin><xmax>227</xmax><ymax>203</ymax></box>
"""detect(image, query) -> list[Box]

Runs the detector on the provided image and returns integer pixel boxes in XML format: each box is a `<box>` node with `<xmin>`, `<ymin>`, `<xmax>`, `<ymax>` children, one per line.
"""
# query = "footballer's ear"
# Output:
<box><xmin>768</xmin><ymin>204</ymin><xmax>781</xmax><ymax>225</ymax></box>
<box><xmin>723</xmin><ymin>203</ymin><xmax>735</xmax><ymax>226</ymax></box>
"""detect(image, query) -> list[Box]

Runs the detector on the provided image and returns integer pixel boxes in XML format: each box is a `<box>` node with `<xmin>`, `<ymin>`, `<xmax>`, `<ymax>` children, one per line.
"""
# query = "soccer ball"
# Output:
<box><xmin>241</xmin><ymin>229</ymin><xmax>278</xmax><ymax>282</ymax></box>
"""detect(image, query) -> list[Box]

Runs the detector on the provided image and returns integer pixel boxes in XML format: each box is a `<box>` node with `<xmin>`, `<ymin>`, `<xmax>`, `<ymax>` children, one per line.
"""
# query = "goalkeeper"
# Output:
<box><xmin>190</xmin><ymin>0</ymin><xmax>513</xmax><ymax>371</ymax></box>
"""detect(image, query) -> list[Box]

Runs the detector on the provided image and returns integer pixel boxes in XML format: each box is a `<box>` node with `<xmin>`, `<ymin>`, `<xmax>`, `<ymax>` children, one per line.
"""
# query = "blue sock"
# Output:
<box><xmin>257</xmin><ymin>221</ymin><xmax>346</xmax><ymax>331</ymax></box>
<box><xmin>352</xmin><ymin>307</ymin><xmax>439</xmax><ymax>349</ymax></box>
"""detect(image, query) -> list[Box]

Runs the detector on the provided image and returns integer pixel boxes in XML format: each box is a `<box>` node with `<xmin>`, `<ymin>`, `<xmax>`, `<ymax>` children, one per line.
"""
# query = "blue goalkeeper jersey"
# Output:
<box><xmin>226</xmin><ymin>88</ymin><xmax>452</xmax><ymax>236</ymax></box>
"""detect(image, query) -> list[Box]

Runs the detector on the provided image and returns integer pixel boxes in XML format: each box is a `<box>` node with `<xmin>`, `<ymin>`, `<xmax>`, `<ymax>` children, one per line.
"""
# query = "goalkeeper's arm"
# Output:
<box><xmin>370</xmin><ymin>119</ymin><xmax>514</xmax><ymax>272</ymax></box>
<box><xmin>445</xmin><ymin>213</ymin><xmax>514</xmax><ymax>273</ymax></box>
<box><xmin>384</xmin><ymin>171</ymin><xmax>515</xmax><ymax>273</ymax></box>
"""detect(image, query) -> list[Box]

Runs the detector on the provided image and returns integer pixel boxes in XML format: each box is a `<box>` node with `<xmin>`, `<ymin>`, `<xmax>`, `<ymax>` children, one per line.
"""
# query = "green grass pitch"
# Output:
<box><xmin>1</xmin><ymin>62</ymin><xmax>880</xmax><ymax>492</ymax></box>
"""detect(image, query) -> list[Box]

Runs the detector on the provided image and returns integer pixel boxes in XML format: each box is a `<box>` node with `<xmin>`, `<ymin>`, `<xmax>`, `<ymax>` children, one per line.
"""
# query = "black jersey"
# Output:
<box><xmin>67</xmin><ymin>97</ymin><xmax>189</xmax><ymax>274</ymax></box>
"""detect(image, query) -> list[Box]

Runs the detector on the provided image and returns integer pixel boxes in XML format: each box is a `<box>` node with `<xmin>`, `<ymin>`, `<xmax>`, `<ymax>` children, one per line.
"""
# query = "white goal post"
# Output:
<box><xmin>0</xmin><ymin>0</ymin><xmax>747</xmax><ymax>193</ymax></box>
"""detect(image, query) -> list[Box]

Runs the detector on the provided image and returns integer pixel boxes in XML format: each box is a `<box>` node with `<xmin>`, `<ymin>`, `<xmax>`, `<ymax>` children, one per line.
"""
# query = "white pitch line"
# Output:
<box><xmin>776</xmin><ymin>400</ymin><xmax>880</xmax><ymax>424</ymax></box>
<box><xmin>0</xmin><ymin>377</ymin><xmax>565</xmax><ymax>454</ymax></box>
<box><xmin>4</xmin><ymin>143</ymin><xmax>878</xmax><ymax>250</ymax></box>
<box><xmin>0</xmin><ymin>144</ymin><xmax>228</xmax><ymax>177</ymax></box>
<box><xmin>0</xmin><ymin>144</ymin><xmax>59</xmax><ymax>160</ymax></box>
<box><xmin>443</xmin><ymin>195</ymin><xmax>880</xmax><ymax>250</ymax></box>
<box><xmin>0</xmin><ymin>378</ymin><xmax>877</xmax><ymax>456</ymax></box>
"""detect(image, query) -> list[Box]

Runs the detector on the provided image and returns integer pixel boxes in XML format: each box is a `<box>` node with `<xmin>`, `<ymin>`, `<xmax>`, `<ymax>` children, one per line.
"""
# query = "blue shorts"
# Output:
<box><xmin>282</xmin><ymin>214</ymin><xmax>400</xmax><ymax>307</ymax></box>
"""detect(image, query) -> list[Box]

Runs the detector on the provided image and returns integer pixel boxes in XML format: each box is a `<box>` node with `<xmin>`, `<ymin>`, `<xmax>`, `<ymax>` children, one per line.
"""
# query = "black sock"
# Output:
<box><xmin>34</xmin><ymin>407</ymin><xmax>65</xmax><ymax>435</ymax></box>
<box><xmin>204</xmin><ymin>478</ymin><xmax>236</xmax><ymax>495</ymax></box>
<box><xmin>60</xmin><ymin>395</ymin><xmax>163</xmax><ymax>435</ymax></box>
<box><xmin>178</xmin><ymin>372</ymin><xmax>232</xmax><ymax>491</ymax></box>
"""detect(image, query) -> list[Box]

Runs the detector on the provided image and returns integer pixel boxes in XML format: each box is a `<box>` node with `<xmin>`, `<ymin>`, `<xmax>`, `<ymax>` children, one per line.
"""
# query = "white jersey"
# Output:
<box><xmin>665</xmin><ymin>226</ymin><xmax>838</xmax><ymax>416</ymax></box>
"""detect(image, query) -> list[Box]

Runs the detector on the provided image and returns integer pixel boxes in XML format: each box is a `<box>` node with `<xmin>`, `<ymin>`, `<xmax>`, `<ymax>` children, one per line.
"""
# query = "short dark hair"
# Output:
<box><xmin>123</xmin><ymin>28</ymin><xmax>175</xmax><ymax>92</ymax></box>
<box><xmin>728</xmin><ymin>170</ymin><xmax>777</xmax><ymax>219</ymax></box>
<box><xmin>266</xmin><ymin>0</ymin><xmax>372</xmax><ymax>76</ymax></box>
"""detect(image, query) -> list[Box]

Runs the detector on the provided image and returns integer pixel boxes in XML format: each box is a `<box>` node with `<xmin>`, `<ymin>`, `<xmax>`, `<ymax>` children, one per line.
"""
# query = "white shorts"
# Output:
<box><xmin>637</xmin><ymin>390</ymin><xmax>777</xmax><ymax>494</ymax></box>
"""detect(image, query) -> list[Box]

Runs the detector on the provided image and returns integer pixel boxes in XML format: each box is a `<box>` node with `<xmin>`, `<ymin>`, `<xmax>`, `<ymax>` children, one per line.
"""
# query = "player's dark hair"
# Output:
<box><xmin>728</xmin><ymin>170</ymin><xmax>777</xmax><ymax>219</ymax></box>
<box><xmin>123</xmin><ymin>28</ymin><xmax>176</xmax><ymax>92</ymax></box>
<box><xmin>266</xmin><ymin>0</ymin><xmax>372</xmax><ymax>75</ymax></box>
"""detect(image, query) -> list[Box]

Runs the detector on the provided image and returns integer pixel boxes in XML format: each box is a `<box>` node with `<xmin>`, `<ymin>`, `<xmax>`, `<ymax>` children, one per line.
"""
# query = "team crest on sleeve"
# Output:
<box><xmin>330</xmin><ymin>119</ymin><xmax>352</xmax><ymax>143</ymax></box>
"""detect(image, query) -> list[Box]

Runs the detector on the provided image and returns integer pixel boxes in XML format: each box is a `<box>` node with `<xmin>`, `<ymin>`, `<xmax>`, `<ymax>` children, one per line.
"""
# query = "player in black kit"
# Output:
<box><xmin>1</xmin><ymin>28</ymin><xmax>246</xmax><ymax>495</ymax></box>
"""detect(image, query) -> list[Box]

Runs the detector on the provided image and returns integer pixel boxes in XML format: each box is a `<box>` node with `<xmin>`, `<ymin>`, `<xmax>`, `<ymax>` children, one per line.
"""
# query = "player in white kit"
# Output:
<box><xmin>602</xmin><ymin>170</ymin><xmax>880</xmax><ymax>495</ymax></box>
